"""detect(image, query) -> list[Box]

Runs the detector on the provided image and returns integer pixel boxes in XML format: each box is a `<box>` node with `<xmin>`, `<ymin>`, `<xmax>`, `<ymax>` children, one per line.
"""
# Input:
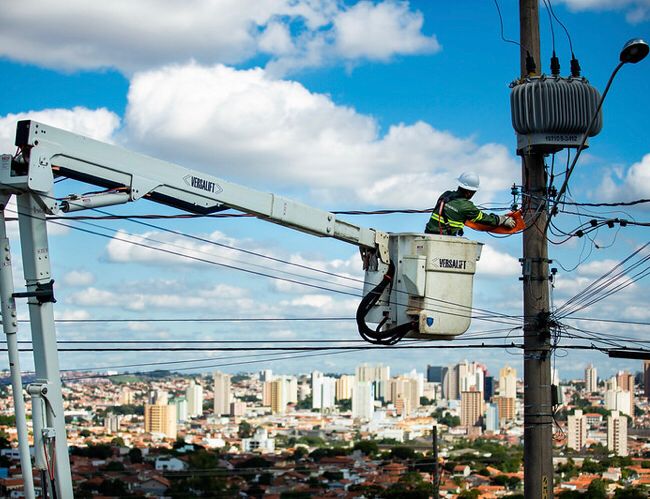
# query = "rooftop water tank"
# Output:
<box><xmin>511</xmin><ymin>76</ymin><xmax>602</xmax><ymax>154</ymax></box>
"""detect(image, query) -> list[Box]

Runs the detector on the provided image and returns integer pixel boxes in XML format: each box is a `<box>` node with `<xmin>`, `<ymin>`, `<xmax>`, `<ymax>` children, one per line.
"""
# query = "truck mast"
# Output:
<box><xmin>1</xmin><ymin>120</ymin><xmax>482</xmax><ymax>497</ymax></box>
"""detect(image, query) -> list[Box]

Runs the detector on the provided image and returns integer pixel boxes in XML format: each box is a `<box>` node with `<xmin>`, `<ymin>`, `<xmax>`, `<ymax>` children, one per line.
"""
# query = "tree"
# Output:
<box><xmin>614</xmin><ymin>486</ymin><xmax>649</xmax><ymax>498</ymax></box>
<box><xmin>128</xmin><ymin>447</ymin><xmax>143</xmax><ymax>464</ymax></box>
<box><xmin>458</xmin><ymin>491</ymin><xmax>480</xmax><ymax>499</ymax></box>
<box><xmin>110</xmin><ymin>436</ymin><xmax>125</xmax><ymax>447</ymax></box>
<box><xmin>586</xmin><ymin>479</ymin><xmax>607</xmax><ymax>499</ymax></box>
<box><xmin>238</xmin><ymin>420</ymin><xmax>253</xmax><ymax>439</ymax></box>
<box><xmin>353</xmin><ymin>440</ymin><xmax>379</xmax><ymax>456</ymax></box>
<box><xmin>293</xmin><ymin>446</ymin><xmax>308</xmax><ymax>460</ymax></box>
<box><xmin>104</xmin><ymin>461</ymin><xmax>125</xmax><ymax>471</ymax></box>
<box><xmin>337</xmin><ymin>398</ymin><xmax>352</xmax><ymax>411</ymax></box>
<box><xmin>390</xmin><ymin>446</ymin><xmax>415</xmax><ymax>460</ymax></box>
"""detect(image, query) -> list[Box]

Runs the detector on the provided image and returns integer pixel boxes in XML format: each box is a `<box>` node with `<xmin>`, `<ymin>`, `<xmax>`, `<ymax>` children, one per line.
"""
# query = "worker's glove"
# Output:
<box><xmin>499</xmin><ymin>215</ymin><xmax>516</xmax><ymax>229</ymax></box>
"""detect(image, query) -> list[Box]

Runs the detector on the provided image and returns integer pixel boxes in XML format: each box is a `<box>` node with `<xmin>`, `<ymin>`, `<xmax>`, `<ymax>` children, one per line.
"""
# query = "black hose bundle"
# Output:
<box><xmin>356</xmin><ymin>262</ymin><xmax>416</xmax><ymax>345</ymax></box>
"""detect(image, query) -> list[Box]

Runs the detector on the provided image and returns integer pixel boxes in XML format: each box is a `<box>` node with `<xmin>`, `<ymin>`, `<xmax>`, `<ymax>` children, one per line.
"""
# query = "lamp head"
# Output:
<box><xmin>620</xmin><ymin>38</ymin><xmax>649</xmax><ymax>64</ymax></box>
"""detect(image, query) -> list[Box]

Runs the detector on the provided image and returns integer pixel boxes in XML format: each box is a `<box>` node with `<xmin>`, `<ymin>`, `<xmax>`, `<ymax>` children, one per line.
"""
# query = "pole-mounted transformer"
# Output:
<box><xmin>510</xmin><ymin>76</ymin><xmax>602</xmax><ymax>154</ymax></box>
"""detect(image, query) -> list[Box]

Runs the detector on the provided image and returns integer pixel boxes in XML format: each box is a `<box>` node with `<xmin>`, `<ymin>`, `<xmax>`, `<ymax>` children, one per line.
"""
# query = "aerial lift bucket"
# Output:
<box><xmin>360</xmin><ymin>233</ymin><xmax>483</xmax><ymax>341</ymax></box>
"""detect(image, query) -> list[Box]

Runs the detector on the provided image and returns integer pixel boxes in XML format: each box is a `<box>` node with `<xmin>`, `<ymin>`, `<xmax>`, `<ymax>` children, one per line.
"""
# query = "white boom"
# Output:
<box><xmin>0</xmin><ymin>120</ymin><xmax>483</xmax><ymax>497</ymax></box>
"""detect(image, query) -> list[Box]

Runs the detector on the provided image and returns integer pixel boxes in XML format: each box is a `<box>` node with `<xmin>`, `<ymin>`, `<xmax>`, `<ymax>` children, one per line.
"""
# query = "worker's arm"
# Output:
<box><xmin>462</xmin><ymin>200</ymin><xmax>502</xmax><ymax>227</ymax></box>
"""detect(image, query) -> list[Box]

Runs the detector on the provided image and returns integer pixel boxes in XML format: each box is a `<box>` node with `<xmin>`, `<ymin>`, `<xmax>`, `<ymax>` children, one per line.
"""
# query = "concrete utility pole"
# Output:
<box><xmin>519</xmin><ymin>1</ymin><xmax>554</xmax><ymax>498</ymax></box>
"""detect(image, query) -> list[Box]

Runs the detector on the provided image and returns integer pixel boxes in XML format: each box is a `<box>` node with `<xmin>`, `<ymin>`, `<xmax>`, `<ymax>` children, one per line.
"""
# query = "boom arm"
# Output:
<box><xmin>2</xmin><ymin>120</ymin><xmax>389</xmax><ymax>262</ymax></box>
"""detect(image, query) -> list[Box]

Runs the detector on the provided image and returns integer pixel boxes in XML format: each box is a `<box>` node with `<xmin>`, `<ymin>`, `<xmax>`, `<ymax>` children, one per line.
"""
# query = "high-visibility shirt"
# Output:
<box><xmin>425</xmin><ymin>189</ymin><xmax>501</xmax><ymax>236</ymax></box>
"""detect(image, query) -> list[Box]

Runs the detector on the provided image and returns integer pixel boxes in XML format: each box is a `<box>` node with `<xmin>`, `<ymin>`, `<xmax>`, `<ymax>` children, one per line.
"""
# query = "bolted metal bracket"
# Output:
<box><xmin>13</xmin><ymin>279</ymin><xmax>56</xmax><ymax>304</ymax></box>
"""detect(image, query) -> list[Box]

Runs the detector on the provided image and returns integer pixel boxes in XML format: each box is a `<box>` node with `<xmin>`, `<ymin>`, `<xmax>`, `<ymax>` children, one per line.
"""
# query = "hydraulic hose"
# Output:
<box><xmin>356</xmin><ymin>262</ymin><xmax>415</xmax><ymax>345</ymax></box>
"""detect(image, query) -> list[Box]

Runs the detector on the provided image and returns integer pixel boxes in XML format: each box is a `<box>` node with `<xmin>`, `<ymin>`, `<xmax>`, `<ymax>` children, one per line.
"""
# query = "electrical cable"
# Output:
<box><xmin>3</xmin><ymin>200</ymin><xmax>526</xmax><ymax>329</ymax></box>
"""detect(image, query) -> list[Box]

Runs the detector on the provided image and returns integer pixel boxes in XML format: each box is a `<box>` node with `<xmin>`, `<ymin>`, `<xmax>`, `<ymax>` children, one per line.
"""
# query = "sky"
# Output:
<box><xmin>0</xmin><ymin>0</ymin><xmax>649</xmax><ymax>382</ymax></box>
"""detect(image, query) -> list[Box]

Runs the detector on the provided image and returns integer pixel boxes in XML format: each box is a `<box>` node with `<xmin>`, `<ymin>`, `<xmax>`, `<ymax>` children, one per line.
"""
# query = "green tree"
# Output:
<box><xmin>110</xmin><ymin>436</ymin><xmax>125</xmax><ymax>447</ymax></box>
<box><xmin>104</xmin><ymin>461</ymin><xmax>125</xmax><ymax>471</ymax></box>
<box><xmin>98</xmin><ymin>479</ymin><xmax>128</xmax><ymax>496</ymax></box>
<box><xmin>353</xmin><ymin>440</ymin><xmax>379</xmax><ymax>456</ymax></box>
<box><xmin>128</xmin><ymin>447</ymin><xmax>143</xmax><ymax>463</ymax></box>
<box><xmin>585</xmin><ymin>479</ymin><xmax>607</xmax><ymax>499</ymax></box>
<box><xmin>293</xmin><ymin>446</ymin><xmax>308</xmax><ymax>460</ymax></box>
<box><xmin>614</xmin><ymin>486</ymin><xmax>649</xmax><ymax>498</ymax></box>
<box><xmin>238</xmin><ymin>420</ymin><xmax>253</xmax><ymax>438</ymax></box>
<box><xmin>390</xmin><ymin>446</ymin><xmax>415</xmax><ymax>460</ymax></box>
<box><xmin>337</xmin><ymin>398</ymin><xmax>352</xmax><ymax>411</ymax></box>
<box><xmin>458</xmin><ymin>490</ymin><xmax>480</xmax><ymax>499</ymax></box>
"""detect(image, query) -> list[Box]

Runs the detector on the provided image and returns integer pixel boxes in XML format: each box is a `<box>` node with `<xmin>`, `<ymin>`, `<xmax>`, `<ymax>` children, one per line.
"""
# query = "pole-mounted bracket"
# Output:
<box><xmin>13</xmin><ymin>280</ymin><xmax>56</xmax><ymax>304</ymax></box>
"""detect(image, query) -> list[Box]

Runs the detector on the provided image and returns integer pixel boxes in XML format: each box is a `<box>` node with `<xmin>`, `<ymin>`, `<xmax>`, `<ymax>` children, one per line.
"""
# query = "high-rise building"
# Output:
<box><xmin>336</xmin><ymin>375</ymin><xmax>354</xmax><ymax>401</ymax></box>
<box><xmin>483</xmin><ymin>376</ymin><xmax>494</xmax><ymax>402</ymax></box>
<box><xmin>213</xmin><ymin>371</ymin><xmax>232</xmax><ymax>416</ymax></box>
<box><xmin>104</xmin><ymin>413</ymin><xmax>122</xmax><ymax>434</ymax></box>
<box><xmin>230</xmin><ymin>400</ymin><xmax>246</xmax><ymax>417</ymax></box>
<box><xmin>356</xmin><ymin>363</ymin><xmax>390</xmax><ymax>400</ymax></box>
<box><xmin>485</xmin><ymin>403</ymin><xmax>499</xmax><ymax>433</ymax></box>
<box><xmin>426</xmin><ymin>365</ymin><xmax>445</xmax><ymax>383</ymax></box>
<box><xmin>175</xmin><ymin>398</ymin><xmax>188</xmax><ymax>423</ymax></box>
<box><xmin>149</xmin><ymin>390</ymin><xmax>168</xmax><ymax>405</ymax></box>
<box><xmin>352</xmin><ymin>381</ymin><xmax>374</xmax><ymax>420</ymax></box>
<box><xmin>460</xmin><ymin>389</ymin><xmax>483</xmax><ymax>429</ymax></box>
<box><xmin>494</xmin><ymin>396</ymin><xmax>515</xmax><ymax>424</ymax></box>
<box><xmin>567</xmin><ymin>409</ymin><xmax>587</xmax><ymax>451</ymax></box>
<box><xmin>499</xmin><ymin>365</ymin><xmax>517</xmax><ymax>399</ymax></box>
<box><xmin>144</xmin><ymin>403</ymin><xmax>177</xmax><ymax>439</ymax></box>
<box><xmin>264</xmin><ymin>375</ymin><xmax>297</xmax><ymax>414</ymax></box>
<box><xmin>388</xmin><ymin>376</ymin><xmax>420</xmax><ymax>415</ymax></box>
<box><xmin>269</xmin><ymin>379</ymin><xmax>287</xmax><ymax>414</ymax></box>
<box><xmin>616</xmin><ymin>371</ymin><xmax>635</xmax><ymax>416</ymax></box>
<box><xmin>444</xmin><ymin>361</ymin><xmax>484</xmax><ymax>401</ymax></box>
<box><xmin>585</xmin><ymin>364</ymin><xmax>598</xmax><ymax>393</ymax></box>
<box><xmin>119</xmin><ymin>386</ymin><xmax>133</xmax><ymax>405</ymax></box>
<box><xmin>186</xmin><ymin>379</ymin><xmax>204</xmax><ymax>418</ymax></box>
<box><xmin>605</xmin><ymin>385</ymin><xmax>632</xmax><ymax>417</ymax></box>
<box><xmin>644</xmin><ymin>361</ymin><xmax>650</xmax><ymax>398</ymax></box>
<box><xmin>312</xmin><ymin>371</ymin><xmax>336</xmax><ymax>410</ymax></box>
<box><xmin>260</xmin><ymin>369</ymin><xmax>273</xmax><ymax>382</ymax></box>
<box><xmin>607</xmin><ymin>411</ymin><xmax>628</xmax><ymax>457</ymax></box>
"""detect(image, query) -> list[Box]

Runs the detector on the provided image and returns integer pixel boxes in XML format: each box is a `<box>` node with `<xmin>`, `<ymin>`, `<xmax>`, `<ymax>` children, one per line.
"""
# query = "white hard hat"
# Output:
<box><xmin>457</xmin><ymin>171</ymin><xmax>480</xmax><ymax>191</ymax></box>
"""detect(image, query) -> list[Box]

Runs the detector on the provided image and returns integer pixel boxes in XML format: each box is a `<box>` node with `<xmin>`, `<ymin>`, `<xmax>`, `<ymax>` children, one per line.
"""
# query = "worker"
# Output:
<box><xmin>425</xmin><ymin>171</ymin><xmax>516</xmax><ymax>236</ymax></box>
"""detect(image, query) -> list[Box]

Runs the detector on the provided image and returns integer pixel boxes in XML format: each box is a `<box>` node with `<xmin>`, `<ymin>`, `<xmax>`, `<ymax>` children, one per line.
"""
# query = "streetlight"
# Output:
<box><xmin>549</xmin><ymin>38</ymin><xmax>648</xmax><ymax>220</ymax></box>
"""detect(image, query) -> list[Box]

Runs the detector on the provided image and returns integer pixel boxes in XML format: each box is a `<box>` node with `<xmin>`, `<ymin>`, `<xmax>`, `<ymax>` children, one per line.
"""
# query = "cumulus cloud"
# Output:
<box><xmin>0</xmin><ymin>107</ymin><xmax>120</xmax><ymax>152</ymax></box>
<box><xmin>54</xmin><ymin>309</ymin><xmax>91</xmax><ymax>321</ymax></box>
<box><xmin>556</xmin><ymin>0</ymin><xmax>650</xmax><ymax>23</ymax></box>
<box><xmin>0</xmin><ymin>0</ymin><xmax>439</xmax><ymax>75</ymax></box>
<box><xmin>279</xmin><ymin>293</ymin><xmax>358</xmax><ymax>315</ymax></box>
<box><xmin>597</xmin><ymin>154</ymin><xmax>650</xmax><ymax>203</ymax></box>
<box><xmin>67</xmin><ymin>284</ymin><xmax>260</xmax><ymax>313</ymax></box>
<box><xmin>476</xmin><ymin>244</ymin><xmax>520</xmax><ymax>277</ymax></box>
<box><xmin>123</xmin><ymin>63</ymin><xmax>518</xmax><ymax>206</ymax></box>
<box><xmin>62</xmin><ymin>270</ymin><xmax>96</xmax><ymax>287</ymax></box>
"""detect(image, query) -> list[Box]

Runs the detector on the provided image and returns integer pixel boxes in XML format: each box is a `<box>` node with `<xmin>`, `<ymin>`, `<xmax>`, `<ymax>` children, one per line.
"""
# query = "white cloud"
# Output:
<box><xmin>62</xmin><ymin>270</ymin><xmax>96</xmax><ymax>287</ymax></box>
<box><xmin>54</xmin><ymin>309</ymin><xmax>91</xmax><ymax>321</ymax></box>
<box><xmin>598</xmin><ymin>154</ymin><xmax>650</xmax><ymax>203</ymax></box>
<box><xmin>0</xmin><ymin>107</ymin><xmax>119</xmax><ymax>152</ymax></box>
<box><xmin>280</xmin><ymin>293</ymin><xmax>358</xmax><ymax>315</ymax></box>
<box><xmin>556</xmin><ymin>0</ymin><xmax>650</xmax><ymax>23</ymax></box>
<box><xmin>67</xmin><ymin>284</ymin><xmax>259</xmax><ymax>313</ymax></box>
<box><xmin>0</xmin><ymin>0</ymin><xmax>439</xmax><ymax>74</ymax></box>
<box><xmin>476</xmin><ymin>244</ymin><xmax>520</xmax><ymax>277</ymax></box>
<box><xmin>334</xmin><ymin>1</ymin><xmax>440</xmax><ymax>61</ymax></box>
<box><xmin>123</xmin><ymin>63</ymin><xmax>518</xmax><ymax>206</ymax></box>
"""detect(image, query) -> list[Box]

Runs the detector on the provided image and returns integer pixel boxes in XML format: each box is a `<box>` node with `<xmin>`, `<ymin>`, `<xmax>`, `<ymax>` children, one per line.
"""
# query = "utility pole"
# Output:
<box><xmin>432</xmin><ymin>424</ymin><xmax>439</xmax><ymax>498</ymax></box>
<box><xmin>519</xmin><ymin>1</ymin><xmax>554</xmax><ymax>498</ymax></box>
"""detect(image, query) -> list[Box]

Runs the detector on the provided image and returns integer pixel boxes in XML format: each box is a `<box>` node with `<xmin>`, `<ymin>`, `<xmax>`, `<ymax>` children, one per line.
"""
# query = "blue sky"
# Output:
<box><xmin>0</xmin><ymin>0</ymin><xmax>649</xmax><ymax>382</ymax></box>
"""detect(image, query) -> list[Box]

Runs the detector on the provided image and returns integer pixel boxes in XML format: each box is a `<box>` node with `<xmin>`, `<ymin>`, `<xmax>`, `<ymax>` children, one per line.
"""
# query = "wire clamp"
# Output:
<box><xmin>13</xmin><ymin>280</ymin><xmax>56</xmax><ymax>304</ymax></box>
